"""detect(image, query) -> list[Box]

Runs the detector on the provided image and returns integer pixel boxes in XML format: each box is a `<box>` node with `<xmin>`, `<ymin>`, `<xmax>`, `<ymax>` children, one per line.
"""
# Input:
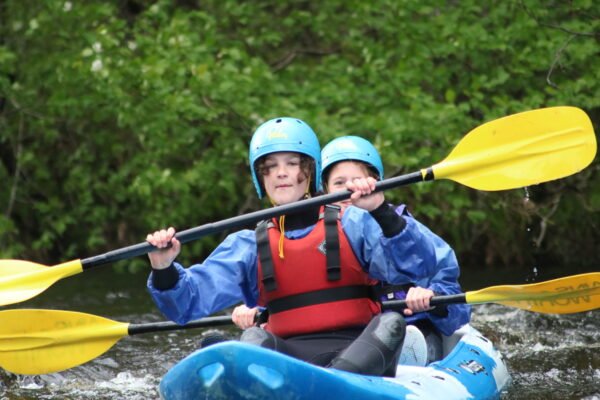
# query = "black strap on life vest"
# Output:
<box><xmin>256</xmin><ymin>220</ymin><xmax>277</xmax><ymax>292</ymax></box>
<box><xmin>324</xmin><ymin>204</ymin><xmax>341</xmax><ymax>281</ymax></box>
<box><xmin>267</xmin><ymin>285</ymin><xmax>373</xmax><ymax>315</ymax></box>
<box><xmin>255</xmin><ymin>206</ymin><xmax>342</xmax><ymax>292</ymax></box>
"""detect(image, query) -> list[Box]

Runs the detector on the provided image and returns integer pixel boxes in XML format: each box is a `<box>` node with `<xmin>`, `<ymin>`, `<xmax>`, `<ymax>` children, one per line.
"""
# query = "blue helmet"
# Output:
<box><xmin>249</xmin><ymin>117</ymin><xmax>321</xmax><ymax>198</ymax></box>
<box><xmin>321</xmin><ymin>136</ymin><xmax>384</xmax><ymax>181</ymax></box>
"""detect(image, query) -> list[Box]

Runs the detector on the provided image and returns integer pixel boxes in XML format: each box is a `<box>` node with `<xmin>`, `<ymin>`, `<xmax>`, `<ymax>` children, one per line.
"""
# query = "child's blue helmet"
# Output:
<box><xmin>321</xmin><ymin>136</ymin><xmax>384</xmax><ymax>180</ymax></box>
<box><xmin>249</xmin><ymin>117</ymin><xmax>321</xmax><ymax>198</ymax></box>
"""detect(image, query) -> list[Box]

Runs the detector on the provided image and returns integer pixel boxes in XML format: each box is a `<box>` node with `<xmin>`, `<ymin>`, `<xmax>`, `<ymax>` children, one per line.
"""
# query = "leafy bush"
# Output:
<box><xmin>1</xmin><ymin>0</ymin><xmax>598</xmax><ymax>275</ymax></box>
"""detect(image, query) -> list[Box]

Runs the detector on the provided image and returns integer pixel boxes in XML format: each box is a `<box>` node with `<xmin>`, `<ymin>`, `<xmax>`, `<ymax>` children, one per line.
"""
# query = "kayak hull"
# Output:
<box><xmin>159</xmin><ymin>325</ymin><xmax>510</xmax><ymax>400</ymax></box>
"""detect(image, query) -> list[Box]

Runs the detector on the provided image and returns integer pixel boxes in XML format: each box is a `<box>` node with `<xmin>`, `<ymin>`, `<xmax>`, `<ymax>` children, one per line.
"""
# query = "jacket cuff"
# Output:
<box><xmin>369</xmin><ymin>202</ymin><xmax>407</xmax><ymax>237</ymax></box>
<box><xmin>152</xmin><ymin>263</ymin><xmax>179</xmax><ymax>291</ymax></box>
<box><xmin>429</xmin><ymin>304</ymin><xmax>449</xmax><ymax>317</ymax></box>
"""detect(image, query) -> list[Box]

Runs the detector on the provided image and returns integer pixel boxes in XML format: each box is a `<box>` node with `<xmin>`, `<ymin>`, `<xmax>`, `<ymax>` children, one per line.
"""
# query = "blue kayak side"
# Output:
<box><xmin>159</xmin><ymin>325</ymin><xmax>510</xmax><ymax>400</ymax></box>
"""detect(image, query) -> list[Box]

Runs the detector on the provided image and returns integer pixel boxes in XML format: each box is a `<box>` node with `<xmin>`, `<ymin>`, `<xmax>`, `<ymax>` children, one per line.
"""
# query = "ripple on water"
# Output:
<box><xmin>472</xmin><ymin>304</ymin><xmax>600</xmax><ymax>400</ymax></box>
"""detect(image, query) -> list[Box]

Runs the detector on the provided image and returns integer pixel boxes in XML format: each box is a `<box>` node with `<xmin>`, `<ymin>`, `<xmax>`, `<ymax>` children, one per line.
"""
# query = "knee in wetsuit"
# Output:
<box><xmin>240</xmin><ymin>327</ymin><xmax>275</xmax><ymax>347</ymax></box>
<box><xmin>199</xmin><ymin>330</ymin><xmax>230</xmax><ymax>348</ymax></box>
<box><xmin>240</xmin><ymin>326</ymin><xmax>291</xmax><ymax>353</ymax></box>
<box><xmin>329</xmin><ymin>312</ymin><xmax>406</xmax><ymax>377</ymax></box>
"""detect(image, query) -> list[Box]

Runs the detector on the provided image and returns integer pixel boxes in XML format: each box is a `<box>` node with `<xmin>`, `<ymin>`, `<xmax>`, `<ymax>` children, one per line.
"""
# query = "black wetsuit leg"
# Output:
<box><xmin>199</xmin><ymin>330</ymin><xmax>231</xmax><ymax>348</ymax></box>
<box><xmin>283</xmin><ymin>328</ymin><xmax>364</xmax><ymax>366</ymax></box>
<box><xmin>240</xmin><ymin>326</ymin><xmax>364</xmax><ymax>367</ymax></box>
<box><xmin>240</xmin><ymin>313</ymin><xmax>407</xmax><ymax>377</ymax></box>
<box><xmin>239</xmin><ymin>326</ymin><xmax>290</xmax><ymax>353</ymax></box>
<box><xmin>328</xmin><ymin>312</ymin><xmax>406</xmax><ymax>377</ymax></box>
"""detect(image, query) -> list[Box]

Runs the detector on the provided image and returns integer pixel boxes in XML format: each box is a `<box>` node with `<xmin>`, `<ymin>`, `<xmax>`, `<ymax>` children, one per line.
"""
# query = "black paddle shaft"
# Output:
<box><xmin>81</xmin><ymin>170</ymin><xmax>430</xmax><ymax>270</ymax></box>
<box><xmin>128</xmin><ymin>315</ymin><xmax>234</xmax><ymax>336</ymax></box>
<box><xmin>383</xmin><ymin>294</ymin><xmax>467</xmax><ymax>310</ymax></box>
<box><xmin>125</xmin><ymin>293</ymin><xmax>465</xmax><ymax>337</ymax></box>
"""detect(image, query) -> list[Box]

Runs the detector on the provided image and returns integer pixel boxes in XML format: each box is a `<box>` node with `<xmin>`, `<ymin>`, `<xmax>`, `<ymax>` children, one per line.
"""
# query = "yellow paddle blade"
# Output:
<box><xmin>432</xmin><ymin>107</ymin><xmax>596</xmax><ymax>190</ymax></box>
<box><xmin>0</xmin><ymin>260</ymin><xmax>83</xmax><ymax>306</ymax></box>
<box><xmin>0</xmin><ymin>309</ymin><xmax>128</xmax><ymax>375</ymax></box>
<box><xmin>466</xmin><ymin>272</ymin><xmax>600</xmax><ymax>314</ymax></box>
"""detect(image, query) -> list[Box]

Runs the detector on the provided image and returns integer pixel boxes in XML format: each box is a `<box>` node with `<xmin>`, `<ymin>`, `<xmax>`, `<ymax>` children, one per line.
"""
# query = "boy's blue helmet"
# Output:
<box><xmin>321</xmin><ymin>136</ymin><xmax>384</xmax><ymax>180</ymax></box>
<box><xmin>249</xmin><ymin>117</ymin><xmax>321</xmax><ymax>198</ymax></box>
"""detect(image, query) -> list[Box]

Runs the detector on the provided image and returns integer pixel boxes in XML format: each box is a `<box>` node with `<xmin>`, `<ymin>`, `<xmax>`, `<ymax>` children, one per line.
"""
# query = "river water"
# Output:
<box><xmin>0</xmin><ymin>266</ymin><xmax>598</xmax><ymax>399</ymax></box>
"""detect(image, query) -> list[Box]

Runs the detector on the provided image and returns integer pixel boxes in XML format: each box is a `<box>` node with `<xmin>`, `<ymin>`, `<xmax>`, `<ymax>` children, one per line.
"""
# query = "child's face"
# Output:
<box><xmin>326</xmin><ymin>161</ymin><xmax>371</xmax><ymax>209</ymax></box>
<box><xmin>261</xmin><ymin>152</ymin><xmax>309</xmax><ymax>205</ymax></box>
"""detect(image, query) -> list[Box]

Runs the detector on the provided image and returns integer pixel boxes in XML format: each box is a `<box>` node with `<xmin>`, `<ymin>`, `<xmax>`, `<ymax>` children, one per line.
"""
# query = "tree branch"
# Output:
<box><xmin>518</xmin><ymin>0</ymin><xmax>599</xmax><ymax>88</ymax></box>
<box><xmin>533</xmin><ymin>193</ymin><xmax>562</xmax><ymax>248</ymax></box>
<box><xmin>519</xmin><ymin>1</ymin><xmax>599</xmax><ymax>37</ymax></box>
<box><xmin>271</xmin><ymin>47</ymin><xmax>338</xmax><ymax>72</ymax></box>
<box><xmin>5</xmin><ymin>114</ymin><xmax>23</xmax><ymax>218</ymax></box>
<box><xmin>546</xmin><ymin>34</ymin><xmax>576</xmax><ymax>89</ymax></box>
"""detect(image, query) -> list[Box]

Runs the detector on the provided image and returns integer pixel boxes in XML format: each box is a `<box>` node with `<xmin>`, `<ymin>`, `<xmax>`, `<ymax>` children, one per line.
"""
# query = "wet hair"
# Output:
<box><xmin>322</xmin><ymin>161</ymin><xmax>380</xmax><ymax>192</ymax></box>
<box><xmin>254</xmin><ymin>154</ymin><xmax>317</xmax><ymax>196</ymax></box>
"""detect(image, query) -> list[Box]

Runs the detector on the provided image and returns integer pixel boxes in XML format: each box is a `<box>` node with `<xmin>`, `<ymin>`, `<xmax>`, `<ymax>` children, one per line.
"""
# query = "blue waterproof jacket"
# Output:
<box><xmin>148</xmin><ymin>205</ymin><xmax>471</xmax><ymax>336</ymax></box>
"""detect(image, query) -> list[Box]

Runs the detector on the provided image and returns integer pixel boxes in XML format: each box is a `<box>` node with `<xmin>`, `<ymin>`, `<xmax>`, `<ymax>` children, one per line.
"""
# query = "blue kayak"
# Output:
<box><xmin>159</xmin><ymin>325</ymin><xmax>510</xmax><ymax>399</ymax></box>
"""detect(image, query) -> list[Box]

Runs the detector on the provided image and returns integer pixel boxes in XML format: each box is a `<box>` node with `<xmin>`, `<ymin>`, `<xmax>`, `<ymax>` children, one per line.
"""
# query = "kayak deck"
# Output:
<box><xmin>159</xmin><ymin>325</ymin><xmax>510</xmax><ymax>399</ymax></box>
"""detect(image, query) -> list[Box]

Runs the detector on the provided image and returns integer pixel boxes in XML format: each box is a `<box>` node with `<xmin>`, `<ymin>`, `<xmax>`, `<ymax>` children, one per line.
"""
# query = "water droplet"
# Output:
<box><xmin>522</xmin><ymin>186</ymin><xmax>536</xmax><ymax>211</ymax></box>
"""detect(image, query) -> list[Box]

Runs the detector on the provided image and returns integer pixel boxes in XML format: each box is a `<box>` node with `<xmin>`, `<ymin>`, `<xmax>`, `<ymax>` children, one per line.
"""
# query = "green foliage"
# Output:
<box><xmin>0</xmin><ymin>0</ymin><xmax>598</xmax><ymax>272</ymax></box>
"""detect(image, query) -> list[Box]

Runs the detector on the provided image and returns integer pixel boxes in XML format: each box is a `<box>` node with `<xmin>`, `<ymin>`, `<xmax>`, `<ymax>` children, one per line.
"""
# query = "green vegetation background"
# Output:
<box><xmin>1</xmin><ymin>1</ymin><xmax>598</xmax><ymax>277</ymax></box>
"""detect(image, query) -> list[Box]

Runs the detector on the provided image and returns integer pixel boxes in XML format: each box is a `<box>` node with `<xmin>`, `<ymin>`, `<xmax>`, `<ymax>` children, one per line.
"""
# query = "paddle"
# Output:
<box><xmin>0</xmin><ymin>311</ymin><xmax>234</xmax><ymax>376</ymax></box>
<box><xmin>0</xmin><ymin>273</ymin><xmax>598</xmax><ymax>375</ymax></box>
<box><xmin>384</xmin><ymin>271</ymin><xmax>600</xmax><ymax>314</ymax></box>
<box><xmin>0</xmin><ymin>106</ymin><xmax>595</xmax><ymax>307</ymax></box>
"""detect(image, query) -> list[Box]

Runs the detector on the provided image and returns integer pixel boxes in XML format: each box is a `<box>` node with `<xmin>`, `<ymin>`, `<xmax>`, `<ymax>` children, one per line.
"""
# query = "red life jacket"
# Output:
<box><xmin>256</xmin><ymin>205</ymin><xmax>381</xmax><ymax>337</ymax></box>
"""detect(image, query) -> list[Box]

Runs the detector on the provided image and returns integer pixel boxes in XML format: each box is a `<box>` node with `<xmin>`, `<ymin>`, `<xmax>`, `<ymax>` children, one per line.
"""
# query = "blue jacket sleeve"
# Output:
<box><xmin>341</xmin><ymin>205</ymin><xmax>471</xmax><ymax>336</ymax></box>
<box><xmin>146</xmin><ymin>229</ymin><xmax>259</xmax><ymax>325</ymax></box>
<box><xmin>409</xmin><ymin>216</ymin><xmax>472</xmax><ymax>336</ymax></box>
<box><xmin>341</xmin><ymin>206</ymin><xmax>438</xmax><ymax>283</ymax></box>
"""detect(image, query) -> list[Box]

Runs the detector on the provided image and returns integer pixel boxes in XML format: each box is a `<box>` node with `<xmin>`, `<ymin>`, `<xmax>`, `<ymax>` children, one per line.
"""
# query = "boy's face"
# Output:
<box><xmin>261</xmin><ymin>152</ymin><xmax>309</xmax><ymax>205</ymax></box>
